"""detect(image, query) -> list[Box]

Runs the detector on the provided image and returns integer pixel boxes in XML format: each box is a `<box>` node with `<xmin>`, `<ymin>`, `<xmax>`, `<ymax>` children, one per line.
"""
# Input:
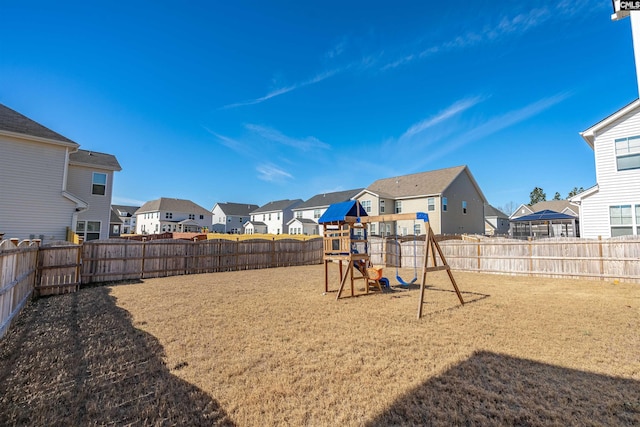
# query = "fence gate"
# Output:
<box><xmin>36</xmin><ymin>243</ymin><xmax>82</xmax><ymax>296</ymax></box>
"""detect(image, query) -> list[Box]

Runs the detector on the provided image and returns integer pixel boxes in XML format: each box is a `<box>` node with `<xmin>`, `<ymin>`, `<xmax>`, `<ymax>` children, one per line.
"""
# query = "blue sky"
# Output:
<box><xmin>1</xmin><ymin>1</ymin><xmax>638</xmax><ymax>214</ymax></box>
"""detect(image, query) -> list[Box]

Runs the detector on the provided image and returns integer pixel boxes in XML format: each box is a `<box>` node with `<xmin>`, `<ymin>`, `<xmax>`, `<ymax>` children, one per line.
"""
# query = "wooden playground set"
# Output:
<box><xmin>318</xmin><ymin>201</ymin><xmax>464</xmax><ymax>318</ymax></box>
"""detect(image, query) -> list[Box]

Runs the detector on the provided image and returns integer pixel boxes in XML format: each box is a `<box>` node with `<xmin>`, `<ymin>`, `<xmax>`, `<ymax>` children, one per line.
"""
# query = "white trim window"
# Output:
<box><xmin>615</xmin><ymin>136</ymin><xmax>640</xmax><ymax>171</ymax></box>
<box><xmin>379</xmin><ymin>200</ymin><xmax>385</xmax><ymax>213</ymax></box>
<box><xmin>462</xmin><ymin>201</ymin><xmax>467</xmax><ymax>215</ymax></box>
<box><xmin>313</xmin><ymin>209</ymin><xmax>321</xmax><ymax>218</ymax></box>
<box><xmin>427</xmin><ymin>197</ymin><xmax>435</xmax><ymax>211</ymax></box>
<box><xmin>609</xmin><ymin>204</ymin><xmax>634</xmax><ymax>236</ymax></box>
<box><xmin>92</xmin><ymin>172</ymin><xmax>107</xmax><ymax>195</ymax></box>
<box><xmin>76</xmin><ymin>220</ymin><xmax>101</xmax><ymax>241</ymax></box>
<box><xmin>442</xmin><ymin>197</ymin><xmax>448</xmax><ymax>212</ymax></box>
<box><xmin>395</xmin><ymin>201</ymin><xmax>402</xmax><ymax>214</ymax></box>
<box><xmin>361</xmin><ymin>200</ymin><xmax>372</xmax><ymax>213</ymax></box>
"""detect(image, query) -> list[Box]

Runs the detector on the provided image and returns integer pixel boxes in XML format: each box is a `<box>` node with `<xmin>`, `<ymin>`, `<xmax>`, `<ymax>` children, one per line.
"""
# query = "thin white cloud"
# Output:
<box><xmin>246</xmin><ymin>124</ymin><xmax>330</xmax><ymax>151</ymax></box>
<box><xmin>427</xmin><ymin>91</ymin><xmax>572</xmax><ymax>161</ymax></box>
<box><xmin>401</xmin><ymin>96</ymin><xmax>486</xmax><ymax>140</ymax></box>
<box><xmin>112</xmin><ymin>196</ymin><xmax>147</xmax><ymax>206</ymax></box>
<box><xmin>256</xmin><ymin>163</ymin><xmax>293</xmax><ymax>182</ymax></box>
<box><xmin>203</xmin><ymin>127</ymin><xmax>247</xmax><ymax>153</ymax></box>
<box><xmin>222</xmin><ymin>69</ymin><xmax>340</xmax><ymax>109</ymax></box>
<box><xmin>382</xmin><ymin>4</ymin><xmax>583</xmax><ymax>71</ymax></box>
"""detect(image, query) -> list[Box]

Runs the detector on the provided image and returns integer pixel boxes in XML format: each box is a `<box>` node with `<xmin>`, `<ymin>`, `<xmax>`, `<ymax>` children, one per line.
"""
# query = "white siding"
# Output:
<box><xmin>581</xmin><ymin>108</ymin><xmax>640</xmax><ymax>238</ymax></box>
<box><xmin>0</xmin><ymin>136</ymin><xmax>75</xmax><ymax>241</ymax></box>
<box><xmin>67</xmin><ymin>165</ymin><xmax>114</xmax><ymax>240</ymax></box>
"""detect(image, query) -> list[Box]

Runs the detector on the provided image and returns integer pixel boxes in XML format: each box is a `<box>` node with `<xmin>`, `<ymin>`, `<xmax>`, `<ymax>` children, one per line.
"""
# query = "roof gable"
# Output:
<box><xmin>136</xmin><ymin>197</ymin><xmax>211</xmax><ymax>215</ymax></box>
<box><xmin>215</xmin><ymin>202</ymin><xmax>259</xmax><ymax>216</ymax></box>
<box><xmin>69</xmin><ymin>149</ymin><xmax>121</xmax><ymax>171</ymax></box>
<box><xmin>581</xmin><ymin>98</ymin><xmax>640</xmax><ymax>148</ymax></box>
<box><xmin>0</xmin><ymin>103</ymin><xmax>78</xmax><ymax>146</ymax></box>
<box><xmin>295</xmin><ymin>188</ymin><xmax>363</xmax><ymax>210</ymax></box>
<box><xmin>252</xmin><ymin>199</ymin><xmax>303</xmax><ymax>213</ymax></box>
<box><xmin>366</xmin><ymin>165</ymin><xmax>467</xmax><ymax>198</ymax></box>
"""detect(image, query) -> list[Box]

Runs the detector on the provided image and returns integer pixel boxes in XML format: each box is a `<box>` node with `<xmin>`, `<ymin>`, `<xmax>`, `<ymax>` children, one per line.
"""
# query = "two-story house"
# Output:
<box><xmin>211</xmin><ymin>202</ymin><xmax>258</xmax><ymax>234</ymax></box>
<box><xmin>570</xmin><ymin>99</ymin><xmax>640</xmax><ymax>238</ymax></box>
<box><xmin>135</xmin><ymin>198</ymin><xmax>212</xmax><ymax>234</ymax></box>
<box><xmin>245</xmin><ymin>199</ymin><xmax>302</xmax><ymax>235</ymax></box>
<box><xmin>354</xmin><ymin>165</ymin><xmax>487</xmax><ymax>236</ymax></box>
<box><xmin>287</xmin><ymin>188</ymin><xmax>363</xmax><ymax>235</ymax></box>
<box><xmin>0</xmin><ymin>103</ymin><xmax>120</xmax><ymax>242</ymax></box>
<box><xmin>568</xmin><ymin>7</ymin><xmax>640</xmax><ymax>238</ymax></box>
<box><xmin>111</xmin><ymin>205</ymin><xmax>140</xmax><ymax>235</ymax></box>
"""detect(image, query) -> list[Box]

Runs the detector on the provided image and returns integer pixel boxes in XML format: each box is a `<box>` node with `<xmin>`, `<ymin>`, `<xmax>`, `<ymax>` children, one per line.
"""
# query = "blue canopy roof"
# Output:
<box><xmin>511</xmin><ymin>209</ymin><xmax>576</xmax><ymax>222</ymax></box>
<box><xmin>318</xmin><ymin>200</ymin><xmax>367</xmax><ymax>224</ymax></box>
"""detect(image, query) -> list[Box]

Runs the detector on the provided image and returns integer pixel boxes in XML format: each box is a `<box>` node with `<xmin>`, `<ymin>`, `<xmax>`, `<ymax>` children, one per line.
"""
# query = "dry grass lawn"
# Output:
<box><xmin>1</xmin><ymin>264</ymin><xmax>639</xmax><ymax>426</ymax></box>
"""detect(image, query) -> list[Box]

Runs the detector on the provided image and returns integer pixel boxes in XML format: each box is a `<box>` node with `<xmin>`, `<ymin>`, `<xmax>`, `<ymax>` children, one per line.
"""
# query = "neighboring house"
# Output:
<box><xmin>354</xmin><ymin>165</ymin><xmax>487</xmax><ymax>236</ymax></box>
<box><xmin>111</xmin><ymin>205</ymin><xmax>140</xmax><ymax>235</ymax></box>
<box><xmin>67</xmin><ymin>149</ymin><xmax>122</xmax><ymax>241</ymax></box>
<box><xmin>109</xmin><ymin>209</ymin><xmax>123</xmax><ymax>238</ymax></box>
<box><xmin>211</xmin><ymin>202</ymin><xmax>258</xmax><ymax>234</ymax></box>
<box><xmin>0</xmin><ymin>103</ymin><xmax>120</xmax><ymax>242</ymax></box>
<box><xmin>287</xmin><ymin>188</ymin><xmax>363</xmax><ymax>235</ymax></box>
<box><xmin>245</xmin><ymin>199</ymin><xmax>302</xmax><ymax>235</ymax></box>
<box><xmin>484</xmin><ymin>205</ymin><xmax>510</xmax><ymax>236</ymax></box>
<box><xmin>135</xmin><ymin>198</ymin><xmax>212</xmax><ymax>234</ymax></box>
<box><xmin>570</xmin><ymin>99</ymin><xmax>640</xmax><ymax>238</ymax></box>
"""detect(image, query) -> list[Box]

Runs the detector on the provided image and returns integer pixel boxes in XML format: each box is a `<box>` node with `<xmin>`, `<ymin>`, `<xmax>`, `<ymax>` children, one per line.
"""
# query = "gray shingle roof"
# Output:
<box><xmin>112</xmin><ymin>205</ymin><xmax>140</xmax><ymax>217</ymax></box>
<box><xmin>484</xmin><ymin>204</ymin><xmax>508</xmax><ymax>218</ymax></box>
<box><xmin>530</xmin><ymin>200</ymin><xmax>579</xmax><ymax>216</ymax></box>
<box><xmin>0</xmin><ymin>103</ymin><xmax>78</xmax><ymax>145</ymax></box>
<box><xmin>136</xmin><ymin>198</ymin><xmax>211</xmax><ymax>216</ymax></box>
<box><xmin>365</xmin><ymin>165</ymin><xmax>468</xmax><ymax>198</ymax></box>
<box><xmin>251</xmin><ymin>199</ymin><xmax>303</xmax><ymax>214</ymax></box>
<box><xmin>294</xmin><ymin>188</ymin><xmax>364</xmax><ymax>210</ymax></box>
<box><xmin>69</xmin><ymin>149</ymin><xmax>121</xmax><ymax>171</ymax></box>
<box><xmin>215</xmin><ymin>202</ymin><xmax>259</xmax><ymax>216</ymax></box>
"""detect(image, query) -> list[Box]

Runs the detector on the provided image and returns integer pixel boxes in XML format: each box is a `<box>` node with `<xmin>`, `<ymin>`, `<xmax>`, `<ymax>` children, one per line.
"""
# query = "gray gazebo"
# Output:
<box><xmin>510</xmin><ymin>210</ymin><xmax>579</xmax><ymax>239</ymax></box>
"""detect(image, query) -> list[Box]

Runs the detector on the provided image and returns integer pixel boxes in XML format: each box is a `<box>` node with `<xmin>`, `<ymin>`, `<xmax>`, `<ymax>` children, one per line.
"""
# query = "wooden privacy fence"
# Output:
<box><xmin>0</xmin><ymin>240</ymin><xmax>39</xmax><ymax>339</ymax></box>
<box><xmin>80</xmin><ymin>238</ymin><xmax>324</xmax><ymax>284</ymax></box>
<box><xmin>368</xmin><ymin>235</ymin><xmax>640</xmax><ymax>283</ymax></box>
<box><xmin>438</xmin><ymin>237</ymin><xmax>640</xmax><ymax>283</ymax></box>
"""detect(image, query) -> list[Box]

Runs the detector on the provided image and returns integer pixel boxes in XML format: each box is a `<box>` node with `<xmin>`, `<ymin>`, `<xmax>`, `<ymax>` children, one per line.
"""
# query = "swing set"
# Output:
<box><xmin>319</xmin><ymin>201</ymin><xmax>464</xmax><ymax>319</ymax></box>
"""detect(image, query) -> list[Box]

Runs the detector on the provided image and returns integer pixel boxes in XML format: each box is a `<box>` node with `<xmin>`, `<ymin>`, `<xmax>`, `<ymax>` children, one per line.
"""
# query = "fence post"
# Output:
<box><xmin>477</xmin><ymin>241</ymin><xmax>481</xmax><ymax>272</ymax></box>
<box><xmin>598</xmin><ymin>235</ymin><xmax>604</xmax><ymax>281</ymax></box>
<box><xmin>528</xmin><ymin>237</ymin><xmax>533</xmax><ymax>276</ymax></box>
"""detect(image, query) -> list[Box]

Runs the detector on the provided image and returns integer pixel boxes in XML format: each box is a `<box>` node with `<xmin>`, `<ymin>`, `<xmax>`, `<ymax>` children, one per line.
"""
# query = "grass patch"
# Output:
<box><xmin>1</xmin><ymin>265</ymin><xmax>639</xmax><ymax>425</ymax></box>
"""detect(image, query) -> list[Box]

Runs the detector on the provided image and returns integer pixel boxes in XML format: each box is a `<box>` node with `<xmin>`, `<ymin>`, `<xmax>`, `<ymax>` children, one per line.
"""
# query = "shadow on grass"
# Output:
<box><xmin>0</xmin><ymin>285</ymin><xmax>234</xmax><ymax>426</ymax></box>
<box><xmin>367</xmin><ymin>350</ymin><xmax>640</xmax><ymax>426</ymax></box>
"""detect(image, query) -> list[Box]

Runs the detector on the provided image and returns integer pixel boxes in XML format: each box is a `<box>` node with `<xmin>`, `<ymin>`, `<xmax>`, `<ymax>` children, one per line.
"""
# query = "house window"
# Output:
<box><xmin>370</xmin><ymin>224</ymin><xmax>376</xmax><ymax>234</ymax></box>
<box><xmin>395</xmin><ymin>201</ymin><xmax>402</xmax><ymax>214</ymax></box>
<box><xmin>112</xmin><ymin>224</ymin><xmax>120</xmax><ymax>235</ymax></box>
<box><xmin>361</xmin><ymin>200</ymin><xmax>371</xmax><ymax>213</ymax></box>
<box><xmin>76</xmin><ymin>221</ymin><xmax>101</xmax><ymax>241</ymax></box>
<box><xmin>428</xmin><ymin>198</ymin><xmax>435</xmax><ymax>211</ymax></box>
<box><xmin>165</xmin><ymin>212</ymin><xmax>173</xmax><ymax>219</ymax></box>
<box><xmin>200</xmin><ymin>215</ymin><xmax>204</xmax><ymax>220</ymax></box>
<box><xmin>92</xmin><ymin>172</ymin><xmax>107</xmax><ymax>195</ymax></box>
<box><xmin>313</xmin><ymin>209</ymin><xmax>322</xmax><ymax>219</ymax></box>
<box><xmin>296</xmin><ymin>211</ymin><xmax>303</xmax><ymax>219</ymax></box>
<box><xmin>189</xmin><ymin>214</ymin><xmax>195</xmax><ymax>220</ymax></box>
<box><xmin>610</xmin><ymin>205</ymin><xmax>633</xmax><ymax>236</ymax></box>
<box><xmin>615</xmin><ymin>136</ymin><xmax>640</xmax><ymax>171</ymax></box>
<box><xmin>269</xmin><ymin>213</ymin><xmax>272</xmax><ymax>220</ymax></box>
<box><xmin>414</xmin><ymin>223</ymin><xmax>421</xmax><ymax>235</ymax></box>
<box><xmin>442</xmin><ymin>197</ymin><xmax>448</xmax><ymax>212</ymax></box>
<box><xmin>277</xmin><ymin>212</ymin><xmax>280</xmax><ymax>220</ymax></box>
<box><xmin>462</xmin><ymin>201</ymin><xmax>467</xmax><ymax>215</ymax></box>
<box><xmin>380</xmin><ymin>200</ymin><xmax>385</xmax><ymax>213</ymax></box>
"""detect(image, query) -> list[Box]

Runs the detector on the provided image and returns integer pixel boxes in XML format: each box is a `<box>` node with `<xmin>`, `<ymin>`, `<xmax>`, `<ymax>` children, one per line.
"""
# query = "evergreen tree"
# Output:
<box><xmin>529</xmin><ymin>187</ymin><xmax>546</xmax><ymax>205</ymax></box>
